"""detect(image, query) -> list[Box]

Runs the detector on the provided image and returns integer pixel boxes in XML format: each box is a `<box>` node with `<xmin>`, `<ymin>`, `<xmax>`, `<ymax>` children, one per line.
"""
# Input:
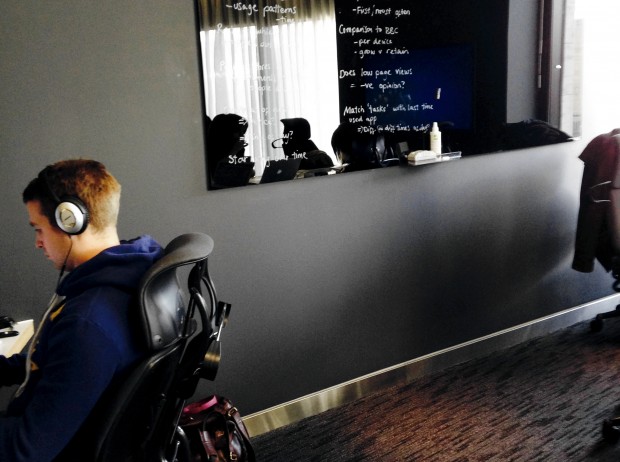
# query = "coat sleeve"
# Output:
<box><xmin>572</xmin><ymin>133</ymin><xmax>619</xmax><ymax>272</ymax></box>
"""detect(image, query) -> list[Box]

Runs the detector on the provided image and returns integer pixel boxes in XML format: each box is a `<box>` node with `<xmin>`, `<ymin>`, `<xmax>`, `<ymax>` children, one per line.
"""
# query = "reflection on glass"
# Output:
<box><xmin>198</xmin><ymin>0</ymin><xmax>339</xmax><ymax>183</ymax></box>
<box><xmin>207</xmin><ymin>114</ymin><xmax>256</xmax><ymax>189</ymax></box>
<box><xmin>197</xmin><ymin>0</ymin><xmax>582</xmax><ymax>189</ymax></box>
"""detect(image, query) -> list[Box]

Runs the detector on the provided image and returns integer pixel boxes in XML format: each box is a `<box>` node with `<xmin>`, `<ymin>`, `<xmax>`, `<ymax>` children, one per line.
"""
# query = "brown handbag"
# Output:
<box><xmin>179</xmin><ymin>395</ymin><xmax>255</xmax><ymax>462</ymax></box>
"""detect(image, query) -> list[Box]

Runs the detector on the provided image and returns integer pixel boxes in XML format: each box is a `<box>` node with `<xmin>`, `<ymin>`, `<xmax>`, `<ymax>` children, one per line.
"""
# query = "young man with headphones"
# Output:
<box><xmin>0</xmin><ymin>159</ymin><xmax>163</xmax><ymax>461</ymax></box>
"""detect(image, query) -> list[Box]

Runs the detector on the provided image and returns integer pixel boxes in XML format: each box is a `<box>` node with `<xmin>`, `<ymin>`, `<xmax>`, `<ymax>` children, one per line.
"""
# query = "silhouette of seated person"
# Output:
<box><xmin>207</xmin><ymin>113</ymin><xmax>255</xmax><ymax>189</ymax></box>
<box><xmin>331</xmin><ymin>122</ymin><xmax>396</xmax><ymax>172</ymax></box>
<box><xmin>273</xmin><ymin>118</ymin><xmax>333</xmax><ymax>173</ymax></box>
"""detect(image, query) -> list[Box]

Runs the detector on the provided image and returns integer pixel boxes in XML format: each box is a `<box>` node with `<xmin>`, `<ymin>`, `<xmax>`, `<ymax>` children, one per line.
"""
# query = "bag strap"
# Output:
<box><xmin>182</xmin><ymin>395</ymin><xmax>256</xmax><ymax>461</ymax></box>
<box><xmin>198</xmin><ymin>412</ymin><xmax>240</xmax><ymax>461</ymax></box>
<box><xmin>202</xmin><ymin>399</ymin><xmax>255</xmax><ymax>461</ymax></box>
<box><xmin>198</xmin><ymin>425</ymin><xmax>220</xmax><ymax>460</ymax></box>
<box><xmin>224</xmin><ymin>404</ymin><xmax>255</xmax><ymax>461</ymax></box>
<box><xmin>221</xmin><ymin>399</ymin><xmax>255</xmax><ymax>460</ymax></box>
<box><xmin>221</xmin><ymin>402</ymin><xmax>251</xmax><ymax>441</ymax></box>
<box><xmin>184</xmin><ymin>395</ymin><xmax>219</xmax><ymax>414</ymax></box>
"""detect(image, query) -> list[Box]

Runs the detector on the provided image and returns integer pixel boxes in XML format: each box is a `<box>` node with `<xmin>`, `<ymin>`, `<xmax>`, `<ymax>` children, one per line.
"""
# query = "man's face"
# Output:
<box><xmin>26</xmin><ymin>200</ymin><xmax>72</xmax><ymax>270</ymax></box>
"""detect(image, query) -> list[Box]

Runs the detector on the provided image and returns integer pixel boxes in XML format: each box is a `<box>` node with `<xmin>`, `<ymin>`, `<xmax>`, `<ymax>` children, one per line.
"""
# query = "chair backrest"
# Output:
<box><xmin>139</xmin><ymin>233</ymin><xmax>214</xmax><ymax>350</ymax></box>
<box><xmin>91</xmin><ymin>342</ymin><xmax>186</xmax><ymax>461</ymax></box>
<box><xmin>61</xmin><ymin>233</ymin><xmax>228</xmax><ymax>462</ymax></box>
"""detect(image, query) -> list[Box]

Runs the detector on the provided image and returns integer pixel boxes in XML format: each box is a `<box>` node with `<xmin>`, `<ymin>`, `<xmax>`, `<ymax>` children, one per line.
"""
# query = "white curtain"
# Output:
<box><xmin>200</xmin><ymin>0</ymin><xmax>339</xmax><ymax>175</ymax></box>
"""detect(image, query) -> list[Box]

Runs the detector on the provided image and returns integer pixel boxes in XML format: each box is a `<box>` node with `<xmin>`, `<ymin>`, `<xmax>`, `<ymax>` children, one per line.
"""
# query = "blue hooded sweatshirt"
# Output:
<box><xmin>0</xmin><ymin>235</ymin><xmax>163</xmax><ymax>461</ymax></box>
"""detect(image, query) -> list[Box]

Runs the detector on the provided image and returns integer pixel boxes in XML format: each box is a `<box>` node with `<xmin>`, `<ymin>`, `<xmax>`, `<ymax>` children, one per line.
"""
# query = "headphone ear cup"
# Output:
<box><xmin>55</xmin><ymin>197</ymin><xmax>89</xmax><ymax>235</ymax></box>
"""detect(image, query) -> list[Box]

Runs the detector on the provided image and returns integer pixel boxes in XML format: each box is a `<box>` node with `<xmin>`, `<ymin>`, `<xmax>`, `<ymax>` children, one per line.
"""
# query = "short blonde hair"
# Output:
<box><xmin>23</xmin><ymin>159</ymin><xmax>121</xmax><ymax>232</ymax></box>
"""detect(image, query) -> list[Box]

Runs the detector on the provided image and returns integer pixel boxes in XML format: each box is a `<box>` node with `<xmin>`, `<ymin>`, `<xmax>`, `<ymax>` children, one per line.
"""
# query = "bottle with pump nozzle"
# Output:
<box><xmin>430</xmin><ymin>122</ymin><xmax>442</xmax><ymax>157</ymax></box>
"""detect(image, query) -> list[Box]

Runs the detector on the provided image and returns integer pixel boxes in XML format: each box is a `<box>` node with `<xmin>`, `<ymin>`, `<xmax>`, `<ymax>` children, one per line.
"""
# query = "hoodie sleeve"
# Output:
<box><xmin>0</xmin><ymin>314</ymin><xmax>122</xmax><ymax>462</ymax></box>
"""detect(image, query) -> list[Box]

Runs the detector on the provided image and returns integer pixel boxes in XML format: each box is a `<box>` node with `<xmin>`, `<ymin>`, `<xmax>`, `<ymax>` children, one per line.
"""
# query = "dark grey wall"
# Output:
<box><xmin>0</xmin><ymin>0</ymin><xmax>615</xmax><ymax>415</ymax></box>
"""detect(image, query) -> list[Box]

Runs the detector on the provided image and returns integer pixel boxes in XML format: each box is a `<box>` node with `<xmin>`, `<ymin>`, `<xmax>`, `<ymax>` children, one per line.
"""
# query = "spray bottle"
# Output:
<box><xmin>430</xmin><ymin>122</ymin><xmax>442</xmax><ymax>157</ymax></box>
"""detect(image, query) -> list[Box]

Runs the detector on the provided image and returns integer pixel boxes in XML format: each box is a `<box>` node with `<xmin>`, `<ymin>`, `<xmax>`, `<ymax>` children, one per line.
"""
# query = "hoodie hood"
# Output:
<box><xmin>57</xmin><ymin>235</ymin><xmax>164</xmax><ymax>298</ymax></box>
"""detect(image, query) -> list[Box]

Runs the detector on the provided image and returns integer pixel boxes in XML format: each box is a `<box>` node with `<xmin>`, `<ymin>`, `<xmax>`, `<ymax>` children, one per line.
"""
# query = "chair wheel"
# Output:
<box><xmin>591</xmin><ymin>317</ymin><xmax>604</xmax><ymax>332</ymax></box>
<box><xmin>603</xmin><ymin>419</ymin><xmax>620</xmax><ymax>443</ymax></box>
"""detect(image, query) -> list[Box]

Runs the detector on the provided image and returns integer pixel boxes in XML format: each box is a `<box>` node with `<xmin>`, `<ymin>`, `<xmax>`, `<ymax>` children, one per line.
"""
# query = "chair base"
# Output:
<box><xmin>603</xmin><ymin>418</ymin><xmax>620</xmax><ymax>443</ymax></box>
<box><xmin>594</xmin><ymin>301</ymin><xmax>620</xmax><ymax>444</ymax></box>
<box><xmin>590</xmin><ymin>304</ymin><xmax>620</xmax><ymax>332</ymax></box>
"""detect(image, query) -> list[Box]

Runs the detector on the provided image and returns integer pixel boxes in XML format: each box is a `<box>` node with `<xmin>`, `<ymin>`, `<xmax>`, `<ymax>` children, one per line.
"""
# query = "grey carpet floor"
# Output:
<box><xmin>251</xmin><ymin>319</ymin><xmax>620</xmax><ymax>461</ymax></box>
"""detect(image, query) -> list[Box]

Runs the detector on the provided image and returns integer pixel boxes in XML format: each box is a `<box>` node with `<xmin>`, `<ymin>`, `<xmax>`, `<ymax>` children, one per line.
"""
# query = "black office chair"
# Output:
<box><xmin>571</xmin><ymin>130</ymin><xmax>620</xmax><ymax>332</ymax></box>
<box><xmin>571</xmin><ymin>131</ymin><xmax>620</xmax><ymax>442</ymax></box>
<box><xmin>58</xmin><ymin>233</ymin><xmax>230</xmax><ymax>461</ymax></box>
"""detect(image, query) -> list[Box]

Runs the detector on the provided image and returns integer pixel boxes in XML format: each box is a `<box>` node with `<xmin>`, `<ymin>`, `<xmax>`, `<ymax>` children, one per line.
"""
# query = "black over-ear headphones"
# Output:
<box><xmin>38</xmin><ymin>166</ymin><xmax>90</xmax><ymax>235</ymax></box>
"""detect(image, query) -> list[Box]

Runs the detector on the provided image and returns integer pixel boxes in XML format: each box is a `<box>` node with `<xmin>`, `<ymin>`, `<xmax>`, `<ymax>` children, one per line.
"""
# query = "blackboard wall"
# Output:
<box><xmin>336</xmin><ymin>0</ymin><xmax>510</xmax><ymax>154</ymax></box>
<box><xmin>0</xmin><ymin>0</ymin><xmax>616</xmax><ymax>418</ymax></box>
